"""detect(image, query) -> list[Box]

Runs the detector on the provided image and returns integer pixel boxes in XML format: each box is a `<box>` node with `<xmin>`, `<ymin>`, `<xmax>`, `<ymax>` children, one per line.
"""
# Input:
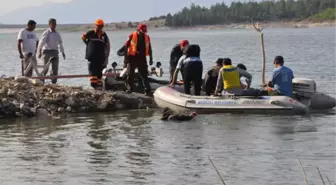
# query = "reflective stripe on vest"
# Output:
<box><xmin>127</xmin><ymin>31</ymin><xmax>149</xmax><ymax>56</ymax></box>
<box><xmin>221</xmin><ymin>65</ymin><xmax>241</xmax><ymax>90</ymax></box>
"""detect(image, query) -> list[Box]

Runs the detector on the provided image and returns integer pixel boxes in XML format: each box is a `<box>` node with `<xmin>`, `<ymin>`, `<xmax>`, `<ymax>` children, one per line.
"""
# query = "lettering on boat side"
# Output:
<box><xmin>241</xmin><ymin>100</ymin><xmax>267</xmax><ymax>104</ymax></box>
<box><xmin>196</xmin><ymin>100</ymin><xmax>238</xmax><ymax>105</ymax></box>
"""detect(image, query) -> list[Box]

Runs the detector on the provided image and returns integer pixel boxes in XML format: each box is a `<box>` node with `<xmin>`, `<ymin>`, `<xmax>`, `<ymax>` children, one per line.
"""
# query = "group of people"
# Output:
<box><xmin>82</xmin><ymin>19</ymin><xmax>155</xmax><ymax>94</ymax></box>
<box><xmin>168</xmin><ymin>40</ymin><xmax>294</xmax><ymax>97</ymax></box>
<box><xmin>17</xmin><ymin>19</ymin><xmax>65</xmax><ymax>84</ymax></box>
<box><xmin>17</xmin><ymin>18</ymin><xmax>154</xmax><ymax>95</ymax></box>
<box><xmin>17</xmin><ymin>18</ymin><xmax>294</xmax><ymax>97</ymax></box>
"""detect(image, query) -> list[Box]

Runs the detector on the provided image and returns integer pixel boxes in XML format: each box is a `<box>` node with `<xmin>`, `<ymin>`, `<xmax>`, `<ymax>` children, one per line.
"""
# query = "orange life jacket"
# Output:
<box><xmin>127</xmin><ymin>31</ymin><xmax>150</xmax><ymax>56</ymax></box>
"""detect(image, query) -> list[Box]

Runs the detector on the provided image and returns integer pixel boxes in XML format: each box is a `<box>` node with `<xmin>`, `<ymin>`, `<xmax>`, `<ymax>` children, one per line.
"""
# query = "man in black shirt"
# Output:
<box><xmin>81</xmin><ymin>19</ymin><xmax>110</xmax><ymax>89</ymax></box>
<box><xmin>169</xmin><ymin>40</ymin><xmax>189</xmax><ymax>82</ymax></box>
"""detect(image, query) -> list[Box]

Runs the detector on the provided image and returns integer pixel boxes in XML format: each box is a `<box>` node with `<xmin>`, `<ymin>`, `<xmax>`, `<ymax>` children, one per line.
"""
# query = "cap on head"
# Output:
<box><xmin>48</xmin><ymin>18</ymin><xmax>56</xmax><ymax>25</ymax></box>
<box><xmin>223</xmin><ymin>58</ymin><xmax>232</xmax><ymax>65</ymax></box>
<box><xmin>27</xmin><ymin>20</ymin><xmax>36</xmax><ymax>25</ymax></box>
<box><xmin>237</xmin><ymin>63</ymin><xmax>247</xmax><ymax>70</ymax></box>
<box><xmin>274</xmin><ymin>56</ymin><xmax>284</xmax><ymax>65</ymax></box>
<box><xmin>180</xmin><ymin>40</ymin><xmax>189</xmax><ymax>48</ymax></box>
<box><xmin>138</xmin><ymin>24</ymin><xmax>147</xmax><ymax>33</ymax></box>
<box><xmin>95</xmin><ymin>19</ymin><xmax>104</xmax><ymax>26</ymax></box>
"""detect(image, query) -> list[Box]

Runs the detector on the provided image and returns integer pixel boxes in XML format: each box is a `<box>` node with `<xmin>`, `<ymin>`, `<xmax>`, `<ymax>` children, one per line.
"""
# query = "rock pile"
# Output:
<box><xmin>0</xmin><ymin>77</ymin><xmax>155</xmax><ymax>119</ymax></box>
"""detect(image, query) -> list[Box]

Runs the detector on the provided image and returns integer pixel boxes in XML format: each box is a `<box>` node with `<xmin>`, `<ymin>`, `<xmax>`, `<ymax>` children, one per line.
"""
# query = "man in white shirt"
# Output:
<box><xmin>17</xmin><ymin>20</ymin><xmax>39</xmax><ymax>77</ymax></box>
<box><xmin>37</xmin><ymin>18</ymin><xmax>66</xmax><ymax>84</ymax></box>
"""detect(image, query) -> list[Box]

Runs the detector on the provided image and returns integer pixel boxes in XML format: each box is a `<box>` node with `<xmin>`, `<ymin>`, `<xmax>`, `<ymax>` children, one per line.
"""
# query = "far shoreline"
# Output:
<box><xmin>0</xmin><ymin>20</ymin><xmax>335</xmax><ymax>33</ymax></box>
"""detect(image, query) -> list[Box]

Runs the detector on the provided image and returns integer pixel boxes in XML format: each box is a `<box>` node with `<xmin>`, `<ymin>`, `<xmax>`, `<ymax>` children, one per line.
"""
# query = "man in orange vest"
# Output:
<box><xmin>124</xmin><ymin>23</ymin><xmax>153</xmax><ymax>95</ymax></box>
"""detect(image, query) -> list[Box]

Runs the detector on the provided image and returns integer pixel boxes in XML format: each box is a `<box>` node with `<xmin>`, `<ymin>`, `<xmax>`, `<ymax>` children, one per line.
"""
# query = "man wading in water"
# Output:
<box><xmin>37</xmin><ymin>18</ymin><xmax>66</xmax><ymax>84</ymax></box>
<box><xmin>17</xmin><ymin>20</ymin><xmax>39</xmax><ymax>77</ymax></box>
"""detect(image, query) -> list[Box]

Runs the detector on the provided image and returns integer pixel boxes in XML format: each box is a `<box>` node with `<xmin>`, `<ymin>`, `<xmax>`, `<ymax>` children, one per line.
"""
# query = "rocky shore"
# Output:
<box><xmin>0</xmin><ymin>77</ymin><xmax>155</xmax><ymax>119</ymax></box>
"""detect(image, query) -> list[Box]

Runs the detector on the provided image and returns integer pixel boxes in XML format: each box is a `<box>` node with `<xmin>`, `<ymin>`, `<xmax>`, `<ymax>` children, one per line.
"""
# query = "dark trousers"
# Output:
<box><xmin>183</xmin><ymin>62</ymin><xmax>203</xmax><ymax>95</ymax></box>
<box><xmin>203</xmin><ymin>75</ymin><xmax>218</xmax><ymax>96</ymax></box>
<box><xmin>88</xmin><ymin>60</ymin><xmax>104</xmax><ymax>89</ymax></box>
<box><xmin>21</xmin><ymin>54</ymin><xmax>37</xmax><ymax>77</ymax></box>
<box><xmin>42</xmin><ymin>50</ymin><xmax>59</xmax><ymax>84</ymax></box>
<box><xmin>127</xmin><ymin>56</ymin><xmax>151</xmax><ymax>93</ymax></box>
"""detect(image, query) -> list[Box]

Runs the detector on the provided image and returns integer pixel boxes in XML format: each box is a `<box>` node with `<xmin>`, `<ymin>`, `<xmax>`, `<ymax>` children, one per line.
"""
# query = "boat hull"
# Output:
<box><xmin>153</xmin><ymin>86</ymin><xmax>308</xmax><ymax>114</ymax></box>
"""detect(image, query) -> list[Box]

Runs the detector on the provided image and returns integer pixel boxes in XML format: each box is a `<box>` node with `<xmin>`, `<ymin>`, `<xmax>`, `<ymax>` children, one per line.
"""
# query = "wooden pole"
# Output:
<box><xmin>208</xmin><ymin>157</ymin><xmax>226</xmax><ymax>185</ymax></box>
<box><xmin>252</xmin><ymin>21</ymin><xmax>266</xmax><ymax>86</ymax></box>
<box><xmin>31</xmin><ymin>72</ymin><xmax>120</xmax><ymax>80</ymax></box>
<box><xmin>325</xmin><ymin>176</ymin><xmax>332</xmax><ymax>185</ymax></box>
<box><xmin>316</xmin><ymin>167</ymin><xmax>326</xmax><ymax>185</ymax></box>
<box><xmin>21</xmin><ymin>59</ymin><xmax>24</xmax><ymax>76</ymax></box>
<box><xmin>298</xmin><ymin>158</ymin><xmax>310</xmax><ymax>185</ymax></box>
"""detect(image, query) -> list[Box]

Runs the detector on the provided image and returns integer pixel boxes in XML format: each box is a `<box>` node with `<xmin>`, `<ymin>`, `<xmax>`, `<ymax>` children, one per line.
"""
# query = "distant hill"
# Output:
<box><xmin>0</xmin><ymin>0</ymin><xmax>227</xmax><ymax>24</ymax></box>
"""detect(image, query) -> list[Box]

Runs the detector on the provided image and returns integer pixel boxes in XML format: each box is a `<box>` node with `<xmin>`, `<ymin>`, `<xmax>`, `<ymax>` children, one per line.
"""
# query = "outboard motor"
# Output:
<box><xmin>293</xmin><ymin>78</ymin><xmax>336</xmax><ymax>110</ymax></box>
<box><xmin>293</xmin><ymin>78</ymin><xmax>316</xmax><ymax>97</ymax></box>
<box><xmin>102</xmin><ymin>62</ymin><xmax>126</xmax><ymax>91</ymax></box>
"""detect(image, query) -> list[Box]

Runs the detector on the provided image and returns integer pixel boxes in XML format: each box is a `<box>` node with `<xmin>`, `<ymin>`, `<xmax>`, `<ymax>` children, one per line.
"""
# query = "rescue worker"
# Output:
<box><xmin>169</xmin><ymin>40</ymin><xmax>189</xmax><ymax>82</ymax></box>
<box><xmin>203</xmin><ymin>58</ymin><xmax>224</xmax><ymax>95</ymax></box>
<box><xmin>81</xmin><ymin>19</ymin><xmax>110</xmax><ymax>89</ymax></box>
<box><xmin>17</xmin><ymin>20</ymin><xmax>39</xmax><ymax>77</ymax></box>
<box><xmin>214</xmin><ymin>58</ymin><xmax>245</xmax><ymax>95</ymax></box>
<box><xmin>266</xmin><ymin>56</ymin><xmax>294</xmax><ymax>96</ymax></box>
<box><xmin>37</xmin><ymin>18</ymin><xmax>66</xmax><ymax>84</ymax></box>
<box><xmin>170</xmin><ymin>44</ymin><xmax>203</xmax><ymax>95</ymax></box>
<box><xmin>125</xmin><ymin>23</ymin><xmax>153</xmax><ymax>95</ymax></box>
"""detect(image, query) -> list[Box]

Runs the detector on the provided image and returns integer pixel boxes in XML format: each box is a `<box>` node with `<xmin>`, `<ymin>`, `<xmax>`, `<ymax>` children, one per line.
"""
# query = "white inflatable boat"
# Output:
<box><xmin>153</xmin><ymin>78</ymin><xmax>335</xmax><ymax>114</ymax></box>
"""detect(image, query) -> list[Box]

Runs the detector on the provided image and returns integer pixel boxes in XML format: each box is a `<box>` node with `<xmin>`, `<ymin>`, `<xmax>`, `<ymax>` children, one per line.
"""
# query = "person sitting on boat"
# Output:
<box><xmin>266</xmin><ymin>56</ymin><xmax>294</xmax><ymax>96</ymax></box>
<box><xmin>236</xmin><ymin>63</ymin><xmax>252</xmax><ymax>89</ymax></box>
<box><xmin>169</xmin><ymin>40</ymin><xmax>189</xmax><ymax>83</ymax></box>
<box><xmin>203</xmin><ymin>58</ymin><xmax>224</xmax><ymax>95</ymax></box>
<box><xmin>169</xmin><ymin>44</ymin><xmax>203</xmax><ymax>96</ymax></box>
<box><xmin>214</xmin><ymin>58</ymin><xmax>248</xmax><ymax>96</ymax></box>
<box><xmin>161</xmin><ymin>107</ymin><xmax>197</xmax><ymax>121</ymax></box>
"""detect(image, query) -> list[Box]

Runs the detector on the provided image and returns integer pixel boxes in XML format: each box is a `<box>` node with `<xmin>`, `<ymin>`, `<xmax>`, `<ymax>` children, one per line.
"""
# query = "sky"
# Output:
<box><xmin>0</xmin><ymin>0</ymin><xmax>238</xmax><ymax>24</ymax></box>
<box><xmin>0</xmin><ymin>0</ymin><xmax>71</xmax><ymax>16</ymax></box>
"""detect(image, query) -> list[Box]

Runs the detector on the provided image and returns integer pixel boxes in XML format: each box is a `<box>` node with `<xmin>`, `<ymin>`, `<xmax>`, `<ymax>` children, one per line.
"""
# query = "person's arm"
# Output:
<box><xmin>103</xmin><ymin>33</ymin><xmax>110</xmax><ymax>67</ymax></box>
<box><xmin>37</xmin><ymin>30</ymin><xmax>48</xmax><ymax>57</ymax></box>
<box><xmin>170</xmin><ymin>55</ymin><xmax>185</xmax><ymax>86</ymax></box>
<box><xmin>170</xmin><ymin>46</ymin><xmax>177</xmax><ymax>62</ymax></box>
<box><xmin>81</xmin><ymin>31</ymin><xmax>90</xmax><ymax>45</ymax></box>
<box><xmin>268</xmin><ymin>70</ymin><xmax>278</xmax><ymax>88</ymax></box>
<box><xmin>104</xmin><ymin>33</ymin><xmax>110</xmax><ymax>58</ymax></box>
<box><xmin>124</xmin><ymin>33</ymin><xmax>133</xmax><ymax>47</ymax></box>
<box><xmin>237</xmin><ymin>68</ymin><xmax>252</xmax><ymax>87</ymax></box>
<box><xmin>214</xmin><ymin>68</ymin><xmax>223</xmax><ymax>95</ymax></box>
<box><xmin>147</xmin><ymin>35</ymin><xmax>153</xmax><ymax>59</ymax></box>
<box><xmin>35</xmin><ymin>38</ymin><xmax>39</xmax><ymax>50</ymax></box>
<box><xmin>58</xmin><ymin>32</ymin><xmax>65</xmax><ymax>54</ymax></box>
<box><xmin>17</xmin><ymin>30</ymin><xmax>24</xmax><ymax>58</ymax></box>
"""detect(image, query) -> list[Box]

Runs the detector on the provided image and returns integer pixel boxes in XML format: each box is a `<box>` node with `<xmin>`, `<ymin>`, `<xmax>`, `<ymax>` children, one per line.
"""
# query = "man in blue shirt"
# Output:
<box><xmin>169</xmin><ymin>44</ymin><xmax>203</xmax><ymax>95</ymax></box>
<box><xmin>267</xmin><ymin>56</ymin><xmax>294</xmax><ymax>96</ymax></box>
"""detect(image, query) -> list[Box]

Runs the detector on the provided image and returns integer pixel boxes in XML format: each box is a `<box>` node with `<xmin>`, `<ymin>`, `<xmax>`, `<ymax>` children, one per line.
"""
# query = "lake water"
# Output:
<box><xmin>0</xmin><ymin>27</ymin><xmax>335</xmax><ymax>185</ymax></box>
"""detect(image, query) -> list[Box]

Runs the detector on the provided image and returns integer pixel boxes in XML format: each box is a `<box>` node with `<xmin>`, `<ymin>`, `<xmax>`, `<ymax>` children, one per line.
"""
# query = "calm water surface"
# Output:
<box><xmin>0</xmin><ymin>27</ymin><xmax>335</xmax><ymax>185</ymax></box>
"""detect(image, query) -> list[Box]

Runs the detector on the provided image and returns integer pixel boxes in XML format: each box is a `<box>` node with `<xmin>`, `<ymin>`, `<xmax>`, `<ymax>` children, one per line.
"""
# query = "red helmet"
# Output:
<box><xmin>138</xmin><ymin>24</ymin><xmax>147</xmax><ymax>33</ymax></box>
<box><xmin>180</xmin><ymin>40</ymin><xmax>189</xmax><ymax>48</ymax></box>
